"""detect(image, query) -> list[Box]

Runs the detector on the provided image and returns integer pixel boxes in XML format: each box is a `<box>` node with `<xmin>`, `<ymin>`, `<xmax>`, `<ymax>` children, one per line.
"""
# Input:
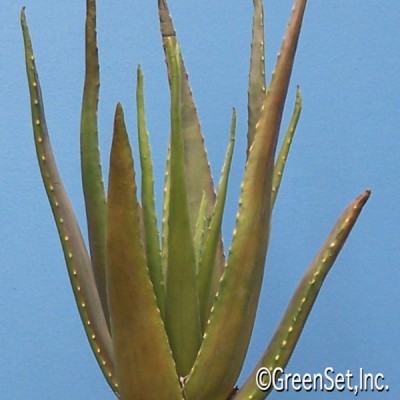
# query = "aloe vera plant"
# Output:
<box><xmin>21</xmin><ymin>0</ymin><xmax>370</xmax><ymax>399</ymax></box>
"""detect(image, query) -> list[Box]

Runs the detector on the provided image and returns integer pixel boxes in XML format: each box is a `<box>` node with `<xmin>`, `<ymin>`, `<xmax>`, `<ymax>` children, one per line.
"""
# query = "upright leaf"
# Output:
<box><xmin>193</xmin><ymin>192</ymin><xmax>209</xmax><ymax>266</ymax></box>
<box><xmin>247</xmin><ymin>0</ymin><xmax>267</xmax><ymax>156</ymax></box>
<box><xmin>80</xmin><ymin>0</ymin><xmax>109</xmax><ymax>324</ymax></box>
<box><xmin>158</xmin><ymin>0</ymin><xmax>226</xmax><ymax>284</ymax></box>
<box><xmin>161</xmin><ymin>143</ymin><xmax>171</xmax><ymax>277</ymax></box>
<box><xmin>107</xmin><ymin>104</ymin><xmax>183</xmax><ymax>400</ymax></box>
<box><xmin>158</xmin><ymin>0</ymin><xmax>216</xmax><ymax>223</ymax></box>
<box><xmin>184</xmin><ymin>1</ymin><xmax>308</xmax><ymax>398</ymax></box>
<box><xmin>136</xmin><ymin>66</ymin><xmax>165</xmax><ymax>316</ymax></box>
<box><xmin>197</xmin><ymin>110</ymin><xmax>236</xmax><ymax>331</ymax></box>
<box><xmin>164</xmin><ymin>40</ymin><xmax>202</xmax><ymax>377</ymax></box>
<box><xmin>271</xmin><ymin>86</ymin><xmax>302</xmax><ymax>209</ymax></box>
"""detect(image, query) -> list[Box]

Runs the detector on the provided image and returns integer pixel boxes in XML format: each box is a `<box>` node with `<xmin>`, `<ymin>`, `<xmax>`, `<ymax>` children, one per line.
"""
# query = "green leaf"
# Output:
<box><xmin>158</xmin><ymin>0</ymin><xmax>226</xmax><ymax>281</ymax></box>
<box><xmin>164</xmin><ymin>39</ymin><xmax>202</xmax><ymax>377</ymax></box>
<box><xmin>158</xmin><ymin>0</ymin><xmax>215</xmax><ymax>226</ymax></box>
<box><xmin>247</xmin><ymin>0</ymin><xmax>267</xmax><ymax>157</ymax></box>
<box><xmin>80</xmin><ymin>0</ymin><xmax>109</xmax><ymax>326</ymax></box>
<box><xmin>271</xmin><ymin>86</ymin><xmax>302</xmax><ymax>209</ymax></box>
<box><xmin>136</xmin><ymin>65</ymin><xmax>165</xmax><ymax>317</ymax></box>
<box><xmin>21</xmin><ymin>8</ymin><xmax>117</xmax><ymax>393</ymax></box>
<box><xmin>197</xmin><ymin>109</ymin><xmax>236</xmax><ymax>332</ymax></box>
<box><xmin>183</xmin><ymin>2</ymin><xmax>308</xmax><ymax>398</ymax></box>
<box><xmin>161</xmin><ymin>143</ymin><xmax>171</xmax><ymax>278</ymax></box>
<box><xmin>235</xmin><ymin>190</ymin><xmax>371</xmax><ymax>400</ymax></box>
<box><xmin>107</xmin><ymin>103</ymin><xmax>183</xmax><ymax>400</ymax></box>
<box><xmin>193</xmin><ymin>192</ymin><xmax>209</xmax><ymax>266</ymax></box>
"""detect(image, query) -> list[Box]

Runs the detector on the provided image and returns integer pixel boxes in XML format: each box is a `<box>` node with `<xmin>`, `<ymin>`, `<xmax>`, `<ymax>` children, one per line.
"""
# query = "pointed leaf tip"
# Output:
<box><xmin>235</xmin><ymin>188</ymin><xmax>370</xmax><ymax>400</ymax></box>
<box><xmin>107</xmin><ymin>102</ymin><xmax>183</xmax><ymax>399</ymax></box>
<box><xmin>164</xmin><ymin>38</ymin><xmax>201</xmax><ymax>376</ymax></box>
<box><xmin>136</xmin><ymin>66</ymin><xmax>165</xmax><ymax>316</ymax></box>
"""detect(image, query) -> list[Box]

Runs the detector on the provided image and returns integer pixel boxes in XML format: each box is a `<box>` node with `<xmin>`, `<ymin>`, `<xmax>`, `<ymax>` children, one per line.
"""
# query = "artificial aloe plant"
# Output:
<box><xmin>21</xmin><ymin>0</ymin><xmax>370</xmax><ymax>399</ymax></box>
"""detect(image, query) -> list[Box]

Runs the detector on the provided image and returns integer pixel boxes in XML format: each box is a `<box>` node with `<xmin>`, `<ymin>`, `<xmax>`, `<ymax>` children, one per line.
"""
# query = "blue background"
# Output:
<box><xmin>1</xmin><ymin>1</ymin><xmax>399</xmax><ymax>399</ymax></box>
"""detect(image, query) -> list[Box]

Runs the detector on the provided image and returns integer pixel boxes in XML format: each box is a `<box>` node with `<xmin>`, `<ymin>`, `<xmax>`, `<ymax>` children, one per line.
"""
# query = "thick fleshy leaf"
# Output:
<box><xmin>197</xmin><ymin>109</ymin><xmax>236</xmax><ymax>332</ymax></box>
<box><xmin>247</xmin><ymin>0</ymin><xmax>267</xmax><ymax>156</ymax></box>
<box><xmin>107</xmin><ymin>103</ymin><xmax>183</xmax><ymax>400</ymax></box>
<box><xmin>184</xmin><ymin>1</ymin><xmax>307</xmax><ymax>399</ymax></box>
<box><xmin>158</xmin><ymin>0</ymin><xmax>226</xmax><ymax>282</ymax></box>
<box><xmin>80</xmin><ymin>0</ymin><xmax>109</xmax><ymax>326</ymax></box>
<box><xmin>136</xmin><ymin>66</ymin><xmax>165</xmax><ymax>316</ymax></box>
<box><xmin>158</xmin><ymin>0</ymin><xmax>215</xmax><ymax>223</ymax></box>
<box><xmin>161</xmin><ymin>143</ymin><xmax>171</xmax><ymax>277</ymax></box>
<box><xmin>164</xmin><ymin>40</ymin><xmax>202</xmax><ymax>377</ymax></box>
<box><xmin>193</xmin><ymin>192</ymin><xmax>209</xmax><ymax>266</ymax></box>
<box><xmin>235</xmin><ymin>190</ymin><xmax>371</xmax><ymax>400</ymax></box>
<box><xmin>271</xmin><ymin>86</ymin><xmax>302</xmax><ymax>209</ymax></box>
<box><xmin>21</xmin><ymin>9</ymin><xmax>117</xmax><ymax>393</ymax></box>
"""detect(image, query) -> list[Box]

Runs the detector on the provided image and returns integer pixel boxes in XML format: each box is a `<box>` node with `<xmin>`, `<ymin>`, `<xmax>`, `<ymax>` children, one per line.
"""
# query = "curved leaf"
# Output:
<box><xmin>80</xmin><ymin>0</ymin><xmax>109</xmax><ymax>326</ymax></box>
<box><xmin>235</xmin><ymin>190</ymin><xmax>371</xmax><ymax>400</ymax></box>
<box><xmin>21</xmin><ymin>8</ymin><xmax>116</xmax><ymax>393</ymax></box>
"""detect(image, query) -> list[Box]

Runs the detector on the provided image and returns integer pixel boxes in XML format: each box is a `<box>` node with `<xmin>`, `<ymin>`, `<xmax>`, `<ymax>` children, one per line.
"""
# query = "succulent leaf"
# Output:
<box><xmin>158</xmin><ymin>0</ymin><xmax>226</xmax><ymax>282</ymax></box>
<box><xmin>235</xmin><ymin>190</ymin><xmax>371</xmax><ymax>400</ymax></box>
<box><xmin>158</xmin><ymin>0</ymin><xmax>215</xmax><ymax>226</ymax></box>
<box><xmin>21</xmin><ymin>8</ymin><xmax>117</xmax><ymax>393</ymax></box>
<box><xmin>136</xmin><ymin>66</ymin><xmax>165</xmax><ymax>317</ymax></box>
<box><xmin>193</xmin><ymin>192</ymin><xmax>209</xmax><ymax>266</ymax></box>
<box><xmin>23</xmin><ymin>1</ymin><xmax>371</xmax><ymax>399</ymax></box>
<box><xmin>247</xmin><ymin>0</ymin><xmax>267</xmax><ymax>157</ymax></box>
<box><xmin>271</xmin><ymin>86</ymin><xmax>302</xmax><ymax>209</ymax></box>
<box><xmin>161</xmin><ymin>143</ymin><xmax>171</xmax><ymax>277</ymax></box>
<box><xmin>107</xmin><ymin>103</ymin><xmax>183</xmax><ymax>400</ymax></box>
<box><xmin>197</xmin><ymin>109</ymin><xmax>236</xmax><ymax>332</ymax></box>
<box><xmin>164</xmin><ymin>39</ymin><xmax>202</xmax><ymax>377</ymax></box>
<box><xmin>80</xmin><ymin>0</ymin><xmax>110</xmax><ymax>327</ymax></box>
<box><xmin>184</xmin><ymin>1</ymin><xmax>307</xmax><ymax>398</ymax></box>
